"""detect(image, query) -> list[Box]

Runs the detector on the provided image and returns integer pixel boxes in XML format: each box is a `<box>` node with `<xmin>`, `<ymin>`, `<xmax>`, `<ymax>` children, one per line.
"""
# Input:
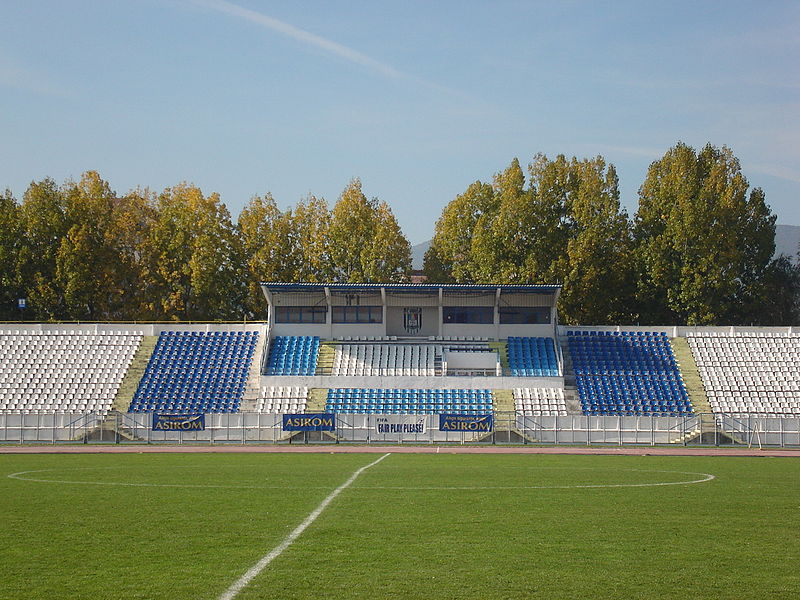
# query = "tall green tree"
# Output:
<box><xmin>634</xmin><ymin>142</ymin><xmax>776</xmax><ymax>324</ymax></box>
<box><xmin>110</xmin><ymin>189</ymin><xmax>158</xmax><ymax>319</ymax></box>
<box><xmin>471</xmin><ymin>158</ymin><xmax>536</xmax><ymax>282</ymax></box>
<box><xmin>753</xmin><ymin>255</ymin><xmax>800</xmax><ymax>326</ymax></box>
<box><xmin>423</xmin><ymin>180</ymin><xmax>496</xmax><ymax>282</ymax></box>
<box><xmin>48</xmin><ymin>172</ymin><xmax>157</xmax><ymax>320</ymax></box>
<box><xmin>557</xmin><ymin>158</ymin><xmax>636</xmax><ymax>324</ymax></box>
<box><xmin>0</xmin><ymin>190</ymin><xmax>22</xmax><ymax>320</ymax></box>
<box><xmin>144</xmin><ymin>183</ymin><xmax>245</xmax><ymax>320</ymax></box>
<box><xmin>55</xmin><ymin>172</ymin><xmax>119</xmax><ymax>319</ymax></box>
<box><xmin>426</xmin><ymin>156</ymin><xmax>572</xmax><ymax>285</ymax></box>
<box><xmin>288</xmin><ymin>195</ymin><xmax>333</xmax><ymax>282</ymax></box>
<box><xmin>327</xmin><ymin>179</ymin><xmax>411</xmax><ymax>282</ymax></box>
<box><xmin>16</xmin><ymin>177</ymin><xmax>70</xmax><ymax>320</ymax></box>
<box><xmin>426</xmin><ymin>154</ymin><xmax>634</xmax><ymax>324</ymax></box>
<box><xmin>238</xmin><ymin>193</ymin><xmax>298</xmax><ymax>316</ymax></box>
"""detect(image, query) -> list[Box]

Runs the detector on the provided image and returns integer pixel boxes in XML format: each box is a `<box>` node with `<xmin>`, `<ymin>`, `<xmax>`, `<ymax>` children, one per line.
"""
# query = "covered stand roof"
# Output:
<box><xmin>261</xmin><ymin>282</ymin><xmax>561</xmax><ymax>295</ymax></box>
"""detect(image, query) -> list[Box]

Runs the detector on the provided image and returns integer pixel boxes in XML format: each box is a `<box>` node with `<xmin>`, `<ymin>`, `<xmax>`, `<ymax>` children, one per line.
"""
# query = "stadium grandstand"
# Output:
<box><xmin>0</xmin><ymin>282</ymin><xmax>798</xmax><ymax>445</ymax></box>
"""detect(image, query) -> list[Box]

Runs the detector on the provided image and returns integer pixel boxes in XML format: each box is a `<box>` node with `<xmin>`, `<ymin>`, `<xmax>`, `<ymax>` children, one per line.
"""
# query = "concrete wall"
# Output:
<box><xmin>260</xmin><ymin>374</ymin><xmax>563</xmax><ymax>390</ymax></box>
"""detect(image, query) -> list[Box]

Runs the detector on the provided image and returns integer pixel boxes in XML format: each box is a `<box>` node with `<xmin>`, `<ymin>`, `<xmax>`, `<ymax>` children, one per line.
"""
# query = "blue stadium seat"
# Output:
<box><xmin>507</xmin><ymin>337</ymin><xmax>559</xmax><ymax>376</ymax></box>
<box><xmin>568</xmin><ymin>331</ymin><xmax>691</xmax><ymax>416</ymax></box>
<box><xmin>265</xmin><ymin>336</ymin><xmax>320</xmax><ymax>376</ymax></box>
<box><xmin>128</xmin><ymin>331</ymin><xmax>258</xmax><ymax>414</ymax></box>
<box><xmin>324</xmin><ymin>388</ymin><xmax>494</xmax><ymax>414</ymax></box>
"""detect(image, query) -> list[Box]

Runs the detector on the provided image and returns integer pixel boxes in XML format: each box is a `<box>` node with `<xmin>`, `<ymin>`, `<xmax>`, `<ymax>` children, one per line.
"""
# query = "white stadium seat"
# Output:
<box><xmin>0</xmin><ymin>330</ymin><xmax>143</xmax><ymax>415</ymax></box>
<box><xmin>689</xmin><ymin>332</ymin><xmax>800</xmax><ymax>416</ymax></box>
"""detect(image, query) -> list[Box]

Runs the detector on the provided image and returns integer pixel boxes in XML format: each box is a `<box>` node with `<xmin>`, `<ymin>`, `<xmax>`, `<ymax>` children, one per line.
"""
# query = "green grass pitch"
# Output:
<box><xmin>1</xmin><ymin>452</ymin><xmax>798</xmax><ymax>599</ymax></box>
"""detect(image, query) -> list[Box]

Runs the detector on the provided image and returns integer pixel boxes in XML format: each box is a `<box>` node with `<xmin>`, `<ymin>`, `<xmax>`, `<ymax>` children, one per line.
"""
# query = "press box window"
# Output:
<box><xmin>274</xmin><ymin>306</ymin><xmax>327</xmax><ymax>324</ymax></box>
<box><xmin>332</xmin><ymin>306</ymin><xmax>383</xmax><ymax>323</ymax></box>
<box><xmin>499</xmin><ymin>306</ymin><xmax>551</xmax><ymax>324</ymax></box>
<box><xmin>443</xmin><ymin>306</ymin><xmax>494</xmax><ymax>324</ymax></box>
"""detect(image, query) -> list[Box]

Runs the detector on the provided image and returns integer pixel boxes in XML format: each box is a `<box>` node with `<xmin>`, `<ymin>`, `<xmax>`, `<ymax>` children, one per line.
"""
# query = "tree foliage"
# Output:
<box><xmin>16</xmin><ymin>178</ymin><xmax>70</xmax><ymax>320</ymax></box>
<box><xmin>144</xmin><ymin>183</ymin><xmax>244</xmax><ymax>321</ymax></box>
<box><xmin>237</xmin><ymin>180</ymin><xmax>412</xmax><ymax>317</ymax></box>
<box><xmin>634</xmin><ymin>142</ymin><xmax>776</xmax><ymax>325</ymax></box>
<box><xmin>327</xmin><ymin>179</ymin><xmax>411</xmax><ymax>283</ymax></box>
<box><xmin>557</xmin><ymin>158</ymin><xmax>636</xmax><ymax>324</ymax></box>
<box><xmin>426</xmin><ymin>154</ymin><xmax>636</xmax><ymax>324</ymax></box>
<box><xmin>239</xmin><ymin>193</ymin><xmax>298</xmax><ymax>317</ymax></box>
<box><xmin>424</xmin><ymin>180</ymin><xmax>496</xmax><ymax>283</ymax></box>
<box><xmin>0</xmin><ymin>148</ymin><xmax>793</xmax><ymax>325</ymax></box>
<box><xmin>0</xmin><ymin>190</ymin><xmax>21</xmax><ymax>320</ymax></box>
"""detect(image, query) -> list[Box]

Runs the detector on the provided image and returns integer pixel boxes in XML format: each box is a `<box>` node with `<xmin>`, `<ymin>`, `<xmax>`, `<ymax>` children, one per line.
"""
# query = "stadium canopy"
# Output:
<box><xmin>260</xmin><ymin>282</ymin><xmax>561</xmax><ymax>339</ymax></box>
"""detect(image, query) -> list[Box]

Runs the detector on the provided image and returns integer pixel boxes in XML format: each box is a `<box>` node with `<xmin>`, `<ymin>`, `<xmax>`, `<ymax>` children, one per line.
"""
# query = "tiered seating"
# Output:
<box><xmin>513</xmin><ymin>388</ymin><xmax>567</xmax><ymax>416</ymax></box>
<box><xmin>0</xmin><ymin>330</ymin><xmax>141</xmax><ymax>414</ymax></box>
<box><xmin>569</xmin><ymin>331</ymin><xmax>691</xmax><ymax>416</ymax></box>
<box><xmin>257</xmin><ymin>386</ymin><xmax>308</xmax><ymax>413</ymax></box>
<box><xmin>507</xmin><ymin>337</ymin><xmax>559</xmax><ymax>376</ymax></box>
<box><xmin>332</xmin><ymin>344</ymin><xmax>437</xmax><ymax>376</ymax></box>
<box><xmin>266</xmin><ymin>336</ymin><xmax>319</xmax><ymax>375</ymax></box>
<box><xmin>688</xmin><ymin>332</ymin><xmax>800</xmax><ymax>416</ymax></box>
<box><xmin>129</xmin><ymin>331</ymin><xmax>257</xmax><ymax>413</ymax></box>
<box><xmin>326</xmin><ymin>388</ymin><xmax>493</xmax><ymax>414</ymax></box>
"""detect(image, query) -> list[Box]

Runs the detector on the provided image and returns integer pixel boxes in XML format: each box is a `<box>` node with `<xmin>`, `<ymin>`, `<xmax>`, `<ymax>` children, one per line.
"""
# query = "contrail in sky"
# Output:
<box><xmin>188</xmin><ymin>0</ymin><xmax>406</xmax><ymax>80</ymax></box>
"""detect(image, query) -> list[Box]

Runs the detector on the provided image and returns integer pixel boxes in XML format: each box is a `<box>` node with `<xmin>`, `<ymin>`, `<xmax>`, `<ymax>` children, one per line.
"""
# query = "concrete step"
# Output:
<box><xmin>670</xmin><ymin>337</ymin><xmax>711</xmax><ymax>414</ymax></box>
<box><xmin>315</xmin><ymin>343</ymin><xmax>336</xmax><ymax>376</ymax></box>
<box><xmin>112</xmin><ymin>336</ymin><xmax>157</xmax><ymax>412</ymax></box>
<box><xmin>670</xmin><ymin>415</ymin><xmax>748</xmax><ymax>445</ymax></box>
<box><xmin>306</xmin><ymin>388</ymin><xmax>329</xmax><ymax>412</ymax></box>
<box><xmin>563</xmin><ymin>387</ymin><xmax>583</xmax><ymax>414</ymax></box>
<box><xmin>493</xmin><ymin>389</ymin><xmax>515</xmax><ymax>414</ymax></box>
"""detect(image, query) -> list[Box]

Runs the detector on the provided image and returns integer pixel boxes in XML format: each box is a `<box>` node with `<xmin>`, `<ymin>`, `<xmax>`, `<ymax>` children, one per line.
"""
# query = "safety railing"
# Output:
<box><xmin>0</xmin><ymin>411</ymin><xmax>798</xmax><ymax>447</ymax></box>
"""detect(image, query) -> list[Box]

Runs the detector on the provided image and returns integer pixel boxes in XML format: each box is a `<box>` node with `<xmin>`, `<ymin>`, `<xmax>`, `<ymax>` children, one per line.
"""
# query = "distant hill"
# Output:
<box><xmin>411</xmin><ymin>240</ymin><xmax>431</xmax><ymax>270</ymax></box>
<box><xmin>409</xmin><ymin>224</ymin><xmax>800</xmax><ymax>271</ymax></box>
<box><xmin>775</xmin><ymin>224</ymin><xmax>800</xmax><ymax>260</ymax></box>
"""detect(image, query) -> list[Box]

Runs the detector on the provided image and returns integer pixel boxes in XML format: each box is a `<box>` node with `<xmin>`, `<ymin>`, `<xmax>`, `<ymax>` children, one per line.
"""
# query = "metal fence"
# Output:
<box><xmin>1</xmin><ymin>411</ymin><xmax>799</xmax><ymax>447</ymax></box>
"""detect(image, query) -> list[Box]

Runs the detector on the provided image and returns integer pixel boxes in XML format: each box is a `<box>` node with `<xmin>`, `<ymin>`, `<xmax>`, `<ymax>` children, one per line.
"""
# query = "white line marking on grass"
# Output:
<box><xmin>6</xmin><ymin>468</ymin><xmax>336</xmax><ymax>490</ymax></box>
<box><xmin>7</xmin><ymin>467</ymin><xmax>715</xmax><ymax>491</ymax></box>
<box><xmin>217</xmin><ymin>452</ymin><xmax>391</xmax><ymax>600</ymax></box>
<box><xmin>358</xmin><ymin>470</ymin><xmax>715</xmax><ymax>490</ymax></box>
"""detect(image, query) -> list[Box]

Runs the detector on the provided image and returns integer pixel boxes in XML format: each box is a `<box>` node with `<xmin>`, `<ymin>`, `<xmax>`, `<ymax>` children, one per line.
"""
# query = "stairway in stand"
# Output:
<box><xmin>306</xmin><ymin>388</ymin><xmax>329</xmax><ymax>412</ymax></box>
<box><xmin>315</xmin><ymin>343</ymin><xmax>336</xmax><ymax>376</ymax></box>
<box><xmin>112</xmin><ymin>336</ymin><xmax>157</xmax><ymax>412</ymax></box>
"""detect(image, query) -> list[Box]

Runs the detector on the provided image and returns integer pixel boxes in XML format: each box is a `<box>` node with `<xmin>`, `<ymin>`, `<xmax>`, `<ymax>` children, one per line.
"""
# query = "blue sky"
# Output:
<box><xmin>1</xmin><ymin>0</ymin><xmax>798</xmax><ymax>244</ymax></box>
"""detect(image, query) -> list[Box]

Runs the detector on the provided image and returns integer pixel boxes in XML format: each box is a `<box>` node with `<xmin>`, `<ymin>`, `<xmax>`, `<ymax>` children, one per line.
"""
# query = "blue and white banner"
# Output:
<box><xmin>375</xmin><ymin>415</ymin><xmax>427</xmax><ymax>435</ymax></box>
<box><xmin>439</xmin><ymin>414</ymin><xmax>493</xmax><ymax>432</ymax></box>
<box><xmin>152</xmin><ymin>413</ymin><xmax>205</xmax><ymax>431</ymax></box>
<box><xmin>282</xmin><ymin>413</ymin><xmax>336</xmax><ymax>432</ymax></box>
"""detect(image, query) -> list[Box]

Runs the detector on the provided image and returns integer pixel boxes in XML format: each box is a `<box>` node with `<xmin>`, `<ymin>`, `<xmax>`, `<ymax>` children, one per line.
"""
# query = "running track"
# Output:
<box><xmin>1</xmin><ymin>445</ymin><xmax>798</xmax><ymax>457</ymax></box>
